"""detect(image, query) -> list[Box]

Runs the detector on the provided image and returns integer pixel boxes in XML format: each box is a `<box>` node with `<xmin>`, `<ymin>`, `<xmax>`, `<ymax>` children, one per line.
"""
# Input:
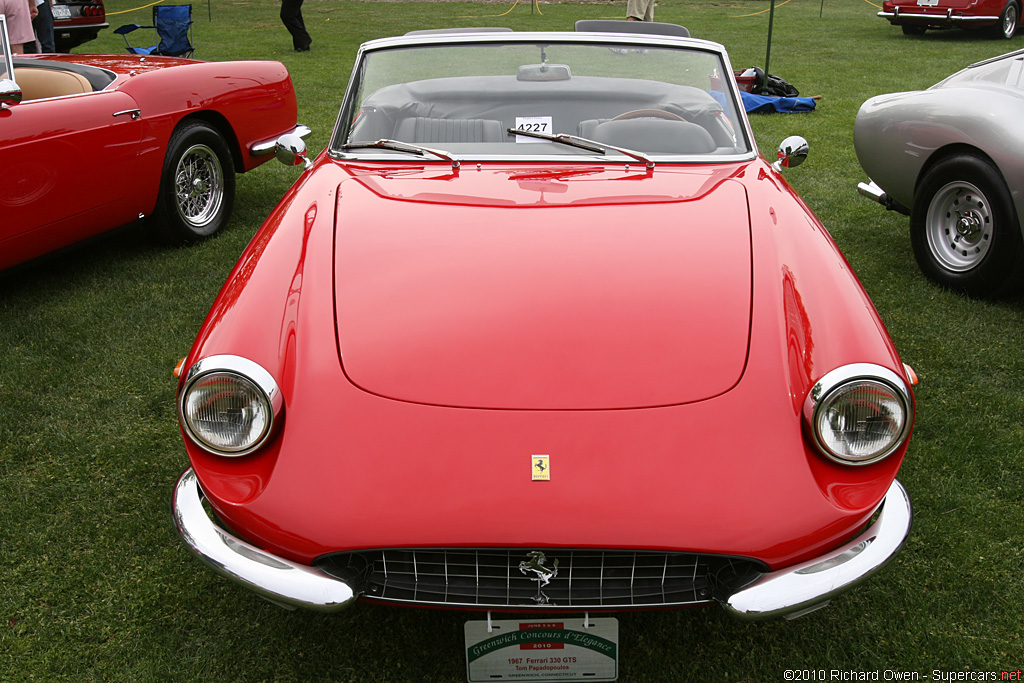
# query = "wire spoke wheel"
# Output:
<box><xmin>924</xmin><ymin>180</ymin><xmax>993</xmax><ymax>273</ymax></box>
<box><xmin>174</xmin><ymin>143</ymin><xmax>224</xmax><ymax>229</ymax></box>
<box><xmin>155</xmin><ymin>121</ymin><xmax>235</xmax><ymax>243</ymax></box>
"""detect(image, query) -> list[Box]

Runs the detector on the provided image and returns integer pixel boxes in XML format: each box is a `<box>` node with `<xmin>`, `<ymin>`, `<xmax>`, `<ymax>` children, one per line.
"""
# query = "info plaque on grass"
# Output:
<box><xmin>464</xmin><ymin>617</ymin><xmax>618</xmax><ymax>682</ymax></box>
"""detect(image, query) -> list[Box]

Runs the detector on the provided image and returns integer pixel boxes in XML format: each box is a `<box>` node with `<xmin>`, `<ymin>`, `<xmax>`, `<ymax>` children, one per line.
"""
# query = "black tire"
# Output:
<box><xmin>154</xmin><ymin>120</ymin><xmax>236</xmax><ymax>244</ymax></box>
<box><xmin>993</xmin><ymin>0</ymin><xmax>1019</xmax><ymax>38</ymax></box>
<box><xmin>910</xmin><ymin>154</ymin><xmax>1024</xmax><ymax>297</ymax></box>
<box><xmin>901</xmin><ymin>24</ymin><xmax>926</xmax><ymax>36</ymax></box>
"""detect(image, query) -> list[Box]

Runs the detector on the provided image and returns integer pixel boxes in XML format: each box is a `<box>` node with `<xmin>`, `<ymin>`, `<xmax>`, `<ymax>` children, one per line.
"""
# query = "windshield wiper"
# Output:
<box><xmin>341</xmin><ymin>139</ymin><xmax>461</xmax><ymax>169</ymax></box>
<box><xmin>507</xmin><ymin>128</ymin><xmax>654</xmax><ymax>169</ymax></box>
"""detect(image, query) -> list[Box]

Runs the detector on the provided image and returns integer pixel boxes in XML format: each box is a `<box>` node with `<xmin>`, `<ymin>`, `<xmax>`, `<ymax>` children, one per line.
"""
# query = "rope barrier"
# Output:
<box><xmin>733</xmin><ymin>0</ymin><xmax>793</xmax><ymax>19</ymax></box>
<box><xmin>459</xmin><ymin>0</ymin><xmax>638</xmax><ymax>21</ymax></box>
<box><xmin>464</xmin><ymin>0</ymin><xmax>847</xmax><ymax>24</ymax></box>
<box><xmin>460</xmin><ymin>0</ymin><xmax>543</xmax><ymax>18</ymax></box>
<box><xmin>106</xmin><ymin>0</ymin><xmax>165</xmax><ymax>17</ymax></box>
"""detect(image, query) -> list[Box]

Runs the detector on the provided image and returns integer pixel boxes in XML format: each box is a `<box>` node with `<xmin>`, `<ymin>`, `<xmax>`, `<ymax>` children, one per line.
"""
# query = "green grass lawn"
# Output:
<box><xmin>2</xmin><ymin>0</ymin><xmax>1022</xmax><ymax>680</ymax></box>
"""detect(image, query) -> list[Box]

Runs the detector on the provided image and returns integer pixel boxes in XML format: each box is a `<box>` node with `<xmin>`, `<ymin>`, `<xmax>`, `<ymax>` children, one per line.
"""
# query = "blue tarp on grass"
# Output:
<box><xmin>740</xmin><ymin>91</ymin><xmax>817</xmax><ymax>114</ymax></box>
<box><xmin>711</xmin><ymin>90</ymin><xmax>818</xmax><ymax>114</ymax></box>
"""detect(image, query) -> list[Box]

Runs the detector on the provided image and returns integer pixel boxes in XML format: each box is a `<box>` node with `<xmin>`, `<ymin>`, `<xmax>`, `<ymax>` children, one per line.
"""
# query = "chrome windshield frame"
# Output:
<box><xmin>1</xmin><ymin>15</ymin><xmax>15</xmax><ymax>83</ymax></box>
<box><xmin>328</xmin><ymin>30</ymin><xmax>759</xmax><ymax>166</ymax></box>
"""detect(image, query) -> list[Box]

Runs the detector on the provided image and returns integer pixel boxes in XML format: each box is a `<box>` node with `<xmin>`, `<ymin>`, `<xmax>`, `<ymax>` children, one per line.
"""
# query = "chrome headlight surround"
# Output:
<box><xmin>803</xmin><ymin>363</ymin><xmax>912</xmax><ymax>466</ymax></box>
<box><xmin>178</xmin><ymin>355</ymin><xmax>284</xmax><ymax>457</ymax></box>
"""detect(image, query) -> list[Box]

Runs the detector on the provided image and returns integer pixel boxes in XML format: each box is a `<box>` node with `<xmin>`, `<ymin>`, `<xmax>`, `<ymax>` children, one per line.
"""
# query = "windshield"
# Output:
<box><xmin>332</xmin><ymin>37</ymin><xmax>752</xmax><ymax>161</ymax></box>
<box><xmin>942</xmin><ymin>50</ymin><xmax>1024</xmax><ymax>92</ymax></box>
<box><xmin>0</xmin><ymin>16</ymin><xmax>14</xmax><ymax>85</ymax></box>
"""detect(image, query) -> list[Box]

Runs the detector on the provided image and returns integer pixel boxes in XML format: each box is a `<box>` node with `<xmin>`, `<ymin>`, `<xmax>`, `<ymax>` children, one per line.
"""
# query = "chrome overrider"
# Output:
<box><xmin>249</xmin><ymin>124</ymin><xmax>312</xmax><ymax>157</ymax></box>
<box><xmin>173</xmin><ymin>469</ymin><xmax>911</xmax><ymax>619</ymax></box>
<box><xmin>857</xmin><ymin>179</ymin><xmax>910</xmax><ymax>216</ymax></box>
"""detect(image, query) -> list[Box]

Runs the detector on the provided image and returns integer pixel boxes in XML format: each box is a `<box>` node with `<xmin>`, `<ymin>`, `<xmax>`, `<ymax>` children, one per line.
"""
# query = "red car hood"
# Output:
<box><xmin>334</xmin><ymin>166</ymin><xmax>752</xmax><ymax>410</ymax></box>
<box><xmin>188</xmin><ymin>160</ymin><xmax>907</xmax><ymax>569</ymax></box>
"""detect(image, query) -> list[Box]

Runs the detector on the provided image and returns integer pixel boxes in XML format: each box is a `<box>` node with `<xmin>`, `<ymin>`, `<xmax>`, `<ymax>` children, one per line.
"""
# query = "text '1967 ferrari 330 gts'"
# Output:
<box><xmin>170</xmin><ymin>22</ymin><xmax>916</xmax><ymax>680</ymax></box>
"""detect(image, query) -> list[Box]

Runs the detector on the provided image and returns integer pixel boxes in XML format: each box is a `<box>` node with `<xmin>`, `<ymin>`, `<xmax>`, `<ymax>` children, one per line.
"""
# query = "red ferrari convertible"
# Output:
<box><xmin>171</xmin><ymin>23</ymin><xmax>916</xmax><ymax>675</ymax></box>
<box><xmin>0</xmin><ymin>15</ymin><xmax>305</xmax><ymax>272</ymax></box>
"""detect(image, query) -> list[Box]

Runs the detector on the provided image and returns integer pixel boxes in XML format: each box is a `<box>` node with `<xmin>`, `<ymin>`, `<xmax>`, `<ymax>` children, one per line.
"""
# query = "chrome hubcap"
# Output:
<box><xmin>956</xmin><ymin>212</ymin><xmax>983</xmax><ymax>241</ymax></box>
<box><xmin>926</xmin><ymin>181</ymin><xmax>993</xmax><ymax>273</ymax></box>
<box><xmin>174</xmin><ymin>143</ymin><xmax>224</xmax><ymax>229</ymax></box>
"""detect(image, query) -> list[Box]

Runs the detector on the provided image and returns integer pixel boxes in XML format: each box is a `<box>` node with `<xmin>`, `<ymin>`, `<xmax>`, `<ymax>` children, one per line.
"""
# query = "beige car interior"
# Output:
<box><xmin>14</xmin><ymin>67</ymin><xmax>94</xmax><ymax>100</ymax></box>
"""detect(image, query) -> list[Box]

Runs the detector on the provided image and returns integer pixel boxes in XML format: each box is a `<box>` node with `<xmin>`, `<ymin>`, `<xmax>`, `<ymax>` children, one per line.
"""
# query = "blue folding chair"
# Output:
<box><xmin>115</xmin><ymin>5</ymin><xmax>195</xmax><ymax>58</ymax></box>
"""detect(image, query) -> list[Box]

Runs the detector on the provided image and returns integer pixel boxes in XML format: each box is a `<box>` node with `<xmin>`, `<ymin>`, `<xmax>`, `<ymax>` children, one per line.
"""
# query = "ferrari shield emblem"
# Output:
<box><xmin>532</xmin><ymin>455</ymin><xmax>550</xmax><ymax>481</ymax></box>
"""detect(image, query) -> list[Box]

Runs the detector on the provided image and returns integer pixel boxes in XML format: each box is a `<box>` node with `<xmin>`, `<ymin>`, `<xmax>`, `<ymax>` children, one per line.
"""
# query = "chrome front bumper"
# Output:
<box><xmin>173</xmin><ymin>468</ymin><xmax>911</xmax><ymax>620</ymax></box>
<box><xmin>723</xmin><ymin>480</ymin><xmax>912</xmax><ymax>620</ymax></box>
<box><xmin>172</xmin><ymin>468</ymin><xmax>357</xmax><ymax>612</ymax></box>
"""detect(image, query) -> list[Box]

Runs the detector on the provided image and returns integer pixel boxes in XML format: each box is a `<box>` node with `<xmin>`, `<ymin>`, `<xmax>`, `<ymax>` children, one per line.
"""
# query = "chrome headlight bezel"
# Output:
<box><xmin>803</xmin><ymin>363</ymin><xmax>913</xmax><ymax>466</ymax></box>
<box><xmin>178</xmin><ymin>355</ymin><xmax>284</xmax><ymax>457</ymax></box>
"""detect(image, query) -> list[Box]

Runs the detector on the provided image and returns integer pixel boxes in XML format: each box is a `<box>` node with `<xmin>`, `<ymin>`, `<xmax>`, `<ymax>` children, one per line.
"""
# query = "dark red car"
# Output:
<box><xmin>879</xmin><ymin>0</ymin><xmax>1019</xmax><ymax>38</ymax></box>
<box><xmin>52</xmin><ymin>0</ymin><xmax>108</xmax><ymax>52</ymax></box>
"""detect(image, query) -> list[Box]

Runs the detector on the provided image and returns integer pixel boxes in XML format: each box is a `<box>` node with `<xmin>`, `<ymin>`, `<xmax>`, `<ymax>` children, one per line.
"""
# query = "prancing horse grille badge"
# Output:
<box><xmin>532</xmin><ymin>455</ymin><xmax>550</xmax><ymax>481</ymax></box>
<box><xmin>519</xmin><ymin>550</ymin><xmax>559</xmax><ymax>605</ymax></box>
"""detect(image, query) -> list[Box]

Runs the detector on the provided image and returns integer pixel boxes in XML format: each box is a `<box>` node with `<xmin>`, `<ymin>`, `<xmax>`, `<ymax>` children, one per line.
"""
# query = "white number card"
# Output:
<box><xmin>514</xmin><ymin>116</ymin><xmax>554</xmax><ymax>142</ymax></box>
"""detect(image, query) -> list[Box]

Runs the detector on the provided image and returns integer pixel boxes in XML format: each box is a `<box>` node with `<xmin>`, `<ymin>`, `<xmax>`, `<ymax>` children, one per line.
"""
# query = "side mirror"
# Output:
<box><xmin>773</xmin><ymin>135</ymin><xmax>808</xmax><ymax>171</ymax></box>
<box><xmin>0</xmin><ymin>78</ymin><xmax>22</xmax><ymax>109</ymax></box>
<box><xmin>275</xmin><ymin>133</ymin><xmax>311</xmax><ymax>170</ymax></box>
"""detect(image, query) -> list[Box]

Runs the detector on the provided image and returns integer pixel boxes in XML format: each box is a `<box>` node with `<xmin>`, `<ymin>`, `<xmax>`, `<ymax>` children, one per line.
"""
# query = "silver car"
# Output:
<box><xmin>855</xmin><ymin>49</ymin><xmax>1024</xmax><ymax>297</ymax></box>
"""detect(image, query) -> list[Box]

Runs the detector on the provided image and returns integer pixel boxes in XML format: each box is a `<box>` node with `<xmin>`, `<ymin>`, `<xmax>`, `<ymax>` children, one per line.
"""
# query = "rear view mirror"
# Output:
<box><xmin>517</xmin><ymin>64</ymin><xmax>571</xmax><ymax>82</ymax></box>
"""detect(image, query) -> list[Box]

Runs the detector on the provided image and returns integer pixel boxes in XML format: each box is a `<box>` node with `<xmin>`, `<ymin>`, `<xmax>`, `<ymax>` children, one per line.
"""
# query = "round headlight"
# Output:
<box><xmin>805</xmin><ymin>364</ymin><xmax>912</xmax><ymax>466</ymax></box>
<box><xmin>179</xmin><ymin>356</ymin><xmax>283</xmax><ymax>456</ymax></box>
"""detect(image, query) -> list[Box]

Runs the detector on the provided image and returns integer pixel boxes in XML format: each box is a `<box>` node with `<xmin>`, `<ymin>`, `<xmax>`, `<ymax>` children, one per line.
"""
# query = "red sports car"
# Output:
<box><xmin>171</xmin><ymin>23</ymin><xmax>915</xmax><ymax>674</ymax></box>
<box><xmin>0</xmin><ymin>15</ymin><xmax>305</xmax><ymax>272</ymax></box>
<box><xmin>879</xmin><ymin>0</ymin><xmax>1019</xmax><ymax>38</ymax></box>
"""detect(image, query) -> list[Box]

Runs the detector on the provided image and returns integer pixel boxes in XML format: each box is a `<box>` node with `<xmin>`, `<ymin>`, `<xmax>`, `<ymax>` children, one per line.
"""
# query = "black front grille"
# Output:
<box><xmin>315</xmin><ymin>549</ymin><xmax>767</xmax><ymax>610</ymax></box>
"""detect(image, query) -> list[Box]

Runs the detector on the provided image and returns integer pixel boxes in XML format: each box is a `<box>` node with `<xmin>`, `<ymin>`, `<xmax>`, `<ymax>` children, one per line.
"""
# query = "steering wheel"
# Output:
<box><xmin>611</xmin><ymin>109</ymin><xmax>686</xmax><ymax>121</ymax></box>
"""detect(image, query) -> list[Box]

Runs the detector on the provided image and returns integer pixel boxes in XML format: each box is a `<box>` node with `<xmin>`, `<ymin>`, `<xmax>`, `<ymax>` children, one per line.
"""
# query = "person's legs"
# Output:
<box><xmin>280</xmin><ymin>0</ymin><xmax>311</xmax><ymax>51</ymax></box>
<box><xmin>626</xmin><ymin>0</ymin><xmax>654</xmax><ymax>21</ymax></box>
<box><xmin>32</xmin><ymin>1</ymin><xmax>56</xmax><ymax>53</ymax></box>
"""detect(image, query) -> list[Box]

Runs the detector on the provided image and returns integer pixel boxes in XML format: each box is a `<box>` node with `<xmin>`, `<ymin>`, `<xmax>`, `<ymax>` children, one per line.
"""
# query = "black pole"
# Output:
<box><xmin>765</xmin><ymin>0</ymin><xmax>776</xmax><ymax>77</ymax></box>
